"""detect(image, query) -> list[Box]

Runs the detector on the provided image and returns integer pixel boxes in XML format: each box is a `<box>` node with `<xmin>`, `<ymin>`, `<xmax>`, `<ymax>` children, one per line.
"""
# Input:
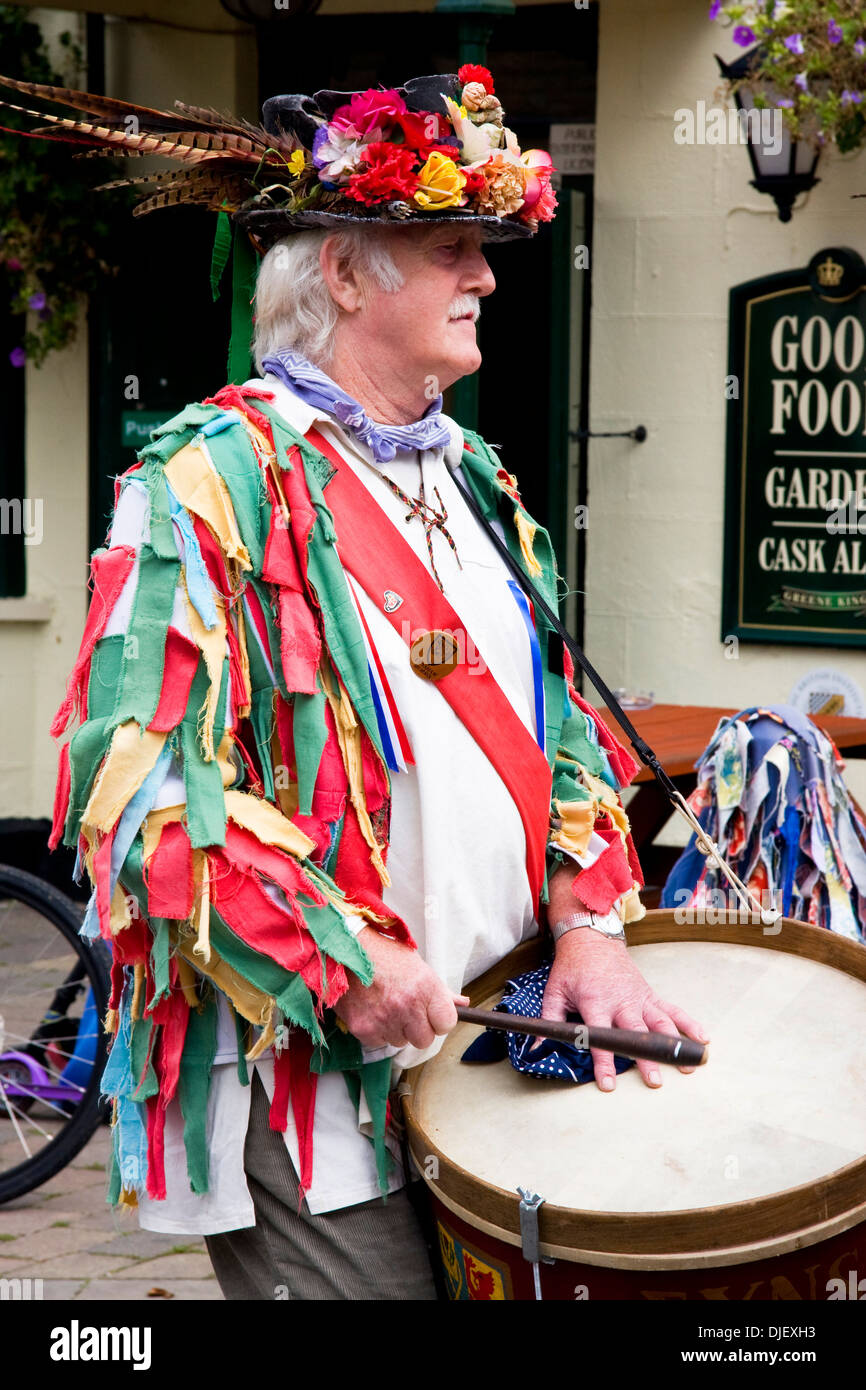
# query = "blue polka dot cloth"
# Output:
<box><xmin>460</xmin><ymin>956</ymin><xmax>635</xmax><ymax>1083</ymax></box>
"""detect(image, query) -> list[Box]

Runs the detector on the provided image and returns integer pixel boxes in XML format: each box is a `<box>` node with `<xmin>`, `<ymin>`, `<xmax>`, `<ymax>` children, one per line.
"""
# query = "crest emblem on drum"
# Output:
<box><xmin>383</xmin><ymin>589</ymin><xmax>403</xmax><ymax>613</ymax></box>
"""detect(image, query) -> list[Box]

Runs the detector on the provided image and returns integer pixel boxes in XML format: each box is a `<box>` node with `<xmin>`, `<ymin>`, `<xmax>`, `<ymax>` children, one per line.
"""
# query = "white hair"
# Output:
<box><xmin>252</xmin><ymin>224</ymin><xmax>414</xmax><ymax>373</ymax></box>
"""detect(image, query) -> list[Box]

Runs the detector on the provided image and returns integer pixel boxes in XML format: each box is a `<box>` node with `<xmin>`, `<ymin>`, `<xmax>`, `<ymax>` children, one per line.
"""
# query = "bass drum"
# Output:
<box><xmin>402</xmin><ymin>909</ymin><xmax>866</xmax><ymax>1300</ymax></box>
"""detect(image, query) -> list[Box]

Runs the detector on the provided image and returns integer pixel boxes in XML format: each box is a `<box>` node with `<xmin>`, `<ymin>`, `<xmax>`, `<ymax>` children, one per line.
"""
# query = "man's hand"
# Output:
<box><xmin>334</xmin><ymin>927</ymin><xmax>469</xmax><ymax>1050</ymax></box>
<box><xmin>541</xmin><ymin>920</ymin><xmax>709</xmax><ymax>1093</ymax></box>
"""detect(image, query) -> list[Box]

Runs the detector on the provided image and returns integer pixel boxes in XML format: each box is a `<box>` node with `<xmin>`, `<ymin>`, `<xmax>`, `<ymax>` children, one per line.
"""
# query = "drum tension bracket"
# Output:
<box><xmin>518</xmin><ymin>1187</ymin><xmax>555</xmax><ymax>1301</ymax></box>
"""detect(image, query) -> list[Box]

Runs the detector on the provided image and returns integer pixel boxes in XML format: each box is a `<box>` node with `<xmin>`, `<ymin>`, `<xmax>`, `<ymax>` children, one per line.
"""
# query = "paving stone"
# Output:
<box><xmin>5</xmin><ymin>1251</ymin><xmax>121</xmax><ymax>1279</ymax></box>
<box><xmin>39</xmin><ymin>1279</ymin><xmax>89</xmax><ymax>1300</ymax></box>
<box><xmin>37</xmin><ymin>1166</ymin><xmax>111</xmax><ymax>1195</ymax></box>
<box><xmin>111</xmin><ymin>1252</ymin><xmax>215</xmax><ymax>1280</ymax></box>
<box><xmin>75</xmin><ymin>1278</ymin><xmax>223</xmax><ymax>1301</ymax></box>
<box><xmin>86</xmin><ymin>1230</ymin><xmax>196</xmax><ymax>1259</ymax></box>
<box><xmin>1</xmin><ymin>1224</ymin><xmax>113</xmax><ymax>1261</ymax></box>
<box><xmin>0</xmin><ymin>1209</ymin><xmax>70</xmax><ymax>1237</ymax></box>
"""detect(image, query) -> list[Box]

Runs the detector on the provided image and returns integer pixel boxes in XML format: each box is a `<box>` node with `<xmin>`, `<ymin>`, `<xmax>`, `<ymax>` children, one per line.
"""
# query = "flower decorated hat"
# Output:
<box><xmin>0</xmin><ymin>63</ymin><xmax>557</xmax><ymax>249</ymax></box>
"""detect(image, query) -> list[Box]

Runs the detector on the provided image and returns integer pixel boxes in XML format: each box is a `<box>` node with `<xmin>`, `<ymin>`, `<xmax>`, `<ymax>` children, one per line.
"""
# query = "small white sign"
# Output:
<box><xmin>548</xmin><ymin>123</ymin><xmax>595</xmax><ymax>176</ymax></box>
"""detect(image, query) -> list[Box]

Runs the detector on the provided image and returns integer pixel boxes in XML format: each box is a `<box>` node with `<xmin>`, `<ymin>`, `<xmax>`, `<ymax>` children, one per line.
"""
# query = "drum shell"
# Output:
<box><xmin>403</xmin><ymin>910</ymin><xmax>866</xmax><ymax>1302</ymax></box>
<box><xmin>431</xmin><ymin>1195</ymin><xmax>866</xmax><ymax>1301</ymax></box>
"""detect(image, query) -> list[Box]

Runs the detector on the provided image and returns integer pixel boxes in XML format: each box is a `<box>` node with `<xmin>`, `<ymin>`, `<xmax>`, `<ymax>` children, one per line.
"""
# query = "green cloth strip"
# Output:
<box><xmin>177</xmin><ymin>988</ymin><xmax>218</xmax><ymax>1194</ymax></box>
<box><xmin>112</xmin><ymin>546</ymin><xmax>181</xmax><ymax>731</ymax></box>
<box><xmin>210</xmin><ymin>210</ymin><xmax>233</xmax><ymax>302</ymax></box>
<box><xmin>227</xmin><ymin>223</ymin><xmax>257</xmax><ymax>386</ymax></box>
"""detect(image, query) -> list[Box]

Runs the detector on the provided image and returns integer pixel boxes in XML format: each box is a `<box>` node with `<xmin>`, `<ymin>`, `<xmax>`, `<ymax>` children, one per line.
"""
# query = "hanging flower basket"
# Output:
<box><xmin>710</xmin><ymin>1</ymin><xmax>866</xmax><ymax>154</ymax></box>
<box><xmin>0</xmin><ymin>5</ymin><xmax>133</xmax><ymax>368</ymax></box>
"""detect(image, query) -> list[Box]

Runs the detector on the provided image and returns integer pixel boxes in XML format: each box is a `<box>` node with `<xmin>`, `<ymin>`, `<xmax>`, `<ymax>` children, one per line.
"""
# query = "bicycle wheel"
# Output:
<box><xmin>0</xmin><ymin>865</ymin><xmax>111</xmax><ymax>1203</ymax></box>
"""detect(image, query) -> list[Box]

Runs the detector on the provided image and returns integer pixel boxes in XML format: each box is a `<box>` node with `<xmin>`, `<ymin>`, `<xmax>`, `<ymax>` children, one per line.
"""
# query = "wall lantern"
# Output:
<box><xmin>715</xmin><ymin>46</ymin><xmax>821</xmax><ymax>222</ymax></box>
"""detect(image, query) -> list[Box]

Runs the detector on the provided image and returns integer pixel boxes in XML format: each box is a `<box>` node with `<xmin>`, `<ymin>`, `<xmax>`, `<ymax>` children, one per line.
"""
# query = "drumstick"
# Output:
<box><xmin>456</xmin><ymin>1006</ymin><xmax>708</xmax><ymax>1068</ymax></box>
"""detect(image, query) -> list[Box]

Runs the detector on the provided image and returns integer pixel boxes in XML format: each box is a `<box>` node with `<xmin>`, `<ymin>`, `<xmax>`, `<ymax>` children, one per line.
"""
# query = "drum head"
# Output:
<box><xmin>405</xmin><ymin>915</ymin><xmax>866</xmax><ymax>1268</ymax></box>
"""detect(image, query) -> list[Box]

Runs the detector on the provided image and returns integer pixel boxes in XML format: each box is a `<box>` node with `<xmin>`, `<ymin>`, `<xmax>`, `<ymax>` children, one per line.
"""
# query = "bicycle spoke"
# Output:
<box><xmin>0</xmin><ymin>1077</ymin><xmax>35</xmax><ymax>1156</ymax></box>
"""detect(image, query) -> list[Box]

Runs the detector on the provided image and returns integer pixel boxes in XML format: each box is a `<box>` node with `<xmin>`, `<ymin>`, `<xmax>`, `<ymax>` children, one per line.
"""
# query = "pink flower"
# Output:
<box><xmin>331</xmin><ymin>88</ymin><xmax>408</xmax><ymax>139</ymax></box>
<box><xmin>520</xmin><ymin>149</ymin><xmax>556</xmax><ymax>214</ymax></box>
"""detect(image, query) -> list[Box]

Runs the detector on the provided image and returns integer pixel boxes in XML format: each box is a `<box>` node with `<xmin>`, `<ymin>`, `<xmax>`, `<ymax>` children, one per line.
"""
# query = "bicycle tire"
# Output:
<box><xmin>0</xmin><ymin>865</ymin><xmax>111</xmax><ymax>1203</ymax></box>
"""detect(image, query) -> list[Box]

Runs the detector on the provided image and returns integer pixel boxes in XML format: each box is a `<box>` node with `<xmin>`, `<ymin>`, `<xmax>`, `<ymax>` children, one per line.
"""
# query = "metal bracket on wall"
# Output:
<box><xmin>570</xmin><ymin>425</ymin><xmax>648</xmax><ymax>441</ymax></box>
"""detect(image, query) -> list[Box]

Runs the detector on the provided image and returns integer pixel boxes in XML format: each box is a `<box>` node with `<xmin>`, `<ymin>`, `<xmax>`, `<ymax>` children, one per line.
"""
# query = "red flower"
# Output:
<box><xmin>344</xmin><ymin>140</ymin><xmax>420</xmax><ymax>204</ymax></box>
<box><xmin>460</xmin><ymin>166</ymin><xmax>487</xmax><ymax>197</ymax></box>
<box><xmin>396</xmin><ymin>109</ymin><xmax>452</xmax><ymax>150</ymax></box>
<box><xmin>457</xmin><ymin>63</ymin><xmax>495</xmax><ymax>94</ymax></box>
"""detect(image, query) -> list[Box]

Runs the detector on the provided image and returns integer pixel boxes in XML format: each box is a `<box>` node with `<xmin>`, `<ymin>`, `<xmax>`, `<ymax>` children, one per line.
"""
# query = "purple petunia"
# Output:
<box><xmin>784</xmin><ymin>33</ymin><xmax>805</xmax><ymax>55</ymax></box>
<box><xmin>855</xmin><ymin>38</ymin><xmax>866</xmax><ymax>57</ymax></box>
<box><xmin>28</xmin><ymin>291</ymin><xmax>46</xmax><ymax>311</ymax></box>
<box><xmin>708</xmin><ymin>0</ymin><xmax>722</xmax><ymax>19</ymax></box>
<box><xmin>776</xmin><ymin>97</ymin><xmax>795</xmax><ymax>108</ymax></box>
<box><xmin>9</xmin><ymin>346</ymin><xmax>25</xmax><ymax>367</ymax></box>
<box><xmin>841</xmin><ymin>89</ymin><xmax>862</xmax><ymax>106</ymax></box>
<box><xmin>733</xmin><ymin>24</ymin><xmax>756</xmax><ymax>46</ymax></box>
<box><xmin>827</xmin><ymin>19</ymin><xmax>843</xmax><ymax>45</ymax></box>
<box><xmin>794</xmin><ymin>72</ymin><xmax>809</xmax><ymax>91</ymax></box>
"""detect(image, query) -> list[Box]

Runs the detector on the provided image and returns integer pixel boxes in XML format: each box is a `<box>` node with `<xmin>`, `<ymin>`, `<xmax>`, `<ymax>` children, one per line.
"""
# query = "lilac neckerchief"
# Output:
<box><xmin>261</xmin><ymin>346</ymin><xmax>453</xmax><ymax>464</ymax></box>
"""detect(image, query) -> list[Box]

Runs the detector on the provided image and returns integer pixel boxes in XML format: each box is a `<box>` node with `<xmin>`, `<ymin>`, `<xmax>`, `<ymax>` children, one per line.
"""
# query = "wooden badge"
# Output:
<box><xmin>409</xmin><ymin>629</ymin><xmax>460</xmax><ymax>681</ymax></box>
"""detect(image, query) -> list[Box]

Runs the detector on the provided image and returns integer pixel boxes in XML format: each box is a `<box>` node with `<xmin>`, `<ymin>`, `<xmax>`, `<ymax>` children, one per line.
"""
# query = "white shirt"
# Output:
<box><xmin>112</xmin><ymin>373</ymin><xmax>544</xmax><ymax>1231</ymax></box>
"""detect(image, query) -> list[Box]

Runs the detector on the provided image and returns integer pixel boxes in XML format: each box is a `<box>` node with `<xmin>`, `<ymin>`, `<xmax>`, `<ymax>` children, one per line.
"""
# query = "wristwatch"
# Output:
<box><xmin>550</xmin><ymin>908</ymin><xmax>626</xmax><ymax>944</ymax></box>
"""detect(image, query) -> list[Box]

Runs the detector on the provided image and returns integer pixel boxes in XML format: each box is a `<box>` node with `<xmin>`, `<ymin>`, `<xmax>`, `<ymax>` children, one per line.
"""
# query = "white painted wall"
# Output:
<box><xmin>589</xmin><ymin>0</ymin><xmax>866</xmax><ymax>821</ymax></box>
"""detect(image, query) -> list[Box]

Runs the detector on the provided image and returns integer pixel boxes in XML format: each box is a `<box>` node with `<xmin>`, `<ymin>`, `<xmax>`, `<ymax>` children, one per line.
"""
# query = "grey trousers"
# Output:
<box><xmin>204</xmin><ymin>1069</ymin><xmax>439</xmax><ymax>1301</ymax></box>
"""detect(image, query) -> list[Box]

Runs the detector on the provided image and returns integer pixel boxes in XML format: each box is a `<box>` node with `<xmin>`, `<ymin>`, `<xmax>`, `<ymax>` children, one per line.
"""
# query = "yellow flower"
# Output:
<box><xmin>287</xmin><ymin>149</ymin><xmax>306</xmax><ymax>177</ymax></box>
<box><xmin>413</xmin><ymin>152</ymin><xmax>467</xmax><ymax>210</ymax></box>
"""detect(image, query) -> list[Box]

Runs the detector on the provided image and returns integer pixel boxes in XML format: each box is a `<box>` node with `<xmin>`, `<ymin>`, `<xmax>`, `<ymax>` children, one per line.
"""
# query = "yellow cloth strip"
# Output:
<box><xmin>130</xmin><ymin>962</ymin><xmax>146</xmax><ymax>1021</ymax></box>
<box><xmin>183</xmin><ymin>584</ymin><xmax>231</xmax><ymax>759</ymax></box>
<box><xmin>514</xmin><ymin>509</ymin><xmax>543</xmax><ymax>577</ymax></box>
<box><xmin>109</xmin><ymin>880</ymin><xmax>134</xmax><ymax>936</ymax></box>
<box><xmin>192</xmin><ymin>849</ymin><xmax>211</xmax><ymax>964</ymax></box>
<box><xmin>620</xmin><ymin>886</ymin><xmax>646</xmax><ymax>925</ymax></box>
<box><xmin>82</xmin><ymin>721</ymin><xmax>168</xmax><ymax>835</ymax></box>
<box><xmin>224</xmin><ymin>787</ymin><xmax>316</xmax><ymax>859</ymax></box>
<box><xmin>164</xmin><ymin>440</ymin><xmax>251</xmax><ymax>570</ymax></box>
<box><xmin>550</xmin><ymin>796</ymin><xmax>596</xmax><ymax>857</ymax></box>
<box><xmin>271</xmin><ymin>712</ymin><xmax>300</xmax><ymax>821</ymax></box>
<box><xmin>580</xmin><ymin>767</ymin><xmax>632</xmax><ymax>843</ymax></box>
<box><xmin>175</xmin><ymin>953</ymin><xmax>201</xmax><ymax>1010</ymax></box>
<box><xmin>319</xmin><ymin>659</ymin><xmax>390</xmax><ymax>888</ymax></box>
<box><xmin>173</xmin><ymin>925</ymin><xmax>276</xmax><ymax>1030</ymax></box>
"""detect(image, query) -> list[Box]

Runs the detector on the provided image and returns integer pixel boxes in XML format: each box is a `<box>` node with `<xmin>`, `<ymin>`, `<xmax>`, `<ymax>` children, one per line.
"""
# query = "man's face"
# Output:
<box><xmin>357</xmin><ymin>226</ymin><xmax>496</xmax><ymax>400</ymax></box>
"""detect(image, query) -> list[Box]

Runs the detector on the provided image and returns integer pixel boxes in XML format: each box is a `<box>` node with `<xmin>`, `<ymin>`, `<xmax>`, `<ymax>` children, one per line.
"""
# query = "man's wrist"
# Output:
<box><xmin>551</xmin><ymin>907</ymin><xmax>626</xmax><ymax>945</ymax></box>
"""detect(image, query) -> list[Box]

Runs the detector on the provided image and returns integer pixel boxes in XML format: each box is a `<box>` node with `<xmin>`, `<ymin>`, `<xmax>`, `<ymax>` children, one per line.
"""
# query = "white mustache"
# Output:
<box><xmin>448</xmin><ymin>295</ymin><xmax>480</xmax><ymax>322</ymax></box>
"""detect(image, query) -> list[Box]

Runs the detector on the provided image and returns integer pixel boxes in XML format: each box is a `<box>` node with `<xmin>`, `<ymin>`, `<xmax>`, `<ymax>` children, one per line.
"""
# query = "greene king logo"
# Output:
<box><xmin>49</xmin><ymin>1320</ymin><xmax>152</xmax><ymax>1371</ymax></box>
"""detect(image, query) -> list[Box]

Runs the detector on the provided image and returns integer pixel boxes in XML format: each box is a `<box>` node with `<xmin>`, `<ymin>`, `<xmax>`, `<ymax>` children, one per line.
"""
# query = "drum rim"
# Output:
<box><xmin>403</xmin><ymin>910</ymin><xmax>866</xmax><ymax>1265</ymax></box>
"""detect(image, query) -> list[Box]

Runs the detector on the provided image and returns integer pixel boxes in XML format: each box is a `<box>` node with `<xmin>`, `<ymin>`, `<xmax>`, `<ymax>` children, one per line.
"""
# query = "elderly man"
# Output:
<box><xmin>48</xmin><ymin>65</ymin><xmax>705</xmax><ymax>1302</ymax></box>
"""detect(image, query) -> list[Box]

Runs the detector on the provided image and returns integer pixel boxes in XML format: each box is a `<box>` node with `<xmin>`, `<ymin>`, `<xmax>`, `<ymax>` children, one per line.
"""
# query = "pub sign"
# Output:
<box><xmin>722</xmin><ymin>246</ymin><xmax>866</xmax><ymax>647</ymax></box>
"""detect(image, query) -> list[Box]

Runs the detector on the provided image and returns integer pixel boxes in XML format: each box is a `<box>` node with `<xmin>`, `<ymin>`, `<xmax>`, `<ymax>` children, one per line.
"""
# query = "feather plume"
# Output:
<box><xmin>0</xmin><ymin>70</ymin><xmax>304</xmax><ymax>217</ymax></box>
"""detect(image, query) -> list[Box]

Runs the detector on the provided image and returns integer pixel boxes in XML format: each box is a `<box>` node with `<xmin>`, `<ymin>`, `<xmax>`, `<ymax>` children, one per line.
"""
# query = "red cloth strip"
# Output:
<box><xmin>145</xmin><ymin>1093</ymin><xmax>167</xmax><ymax>1200</ymax></box>
<box><xmin>207</xmin><ymin>852</ymin><xmax>321</xmax><ymax>975</ymax></box>
<box><xmin>334</xmin><ymin>801</ymin><xmax>414</xmax><ymax>946</ymax></box>
<box><xmin>570</xmin><ymin>834</ymin><xmax>635</xmax><ymax>913</ymax></box>
<box><xmin>50</xmin><ymin>545</ymin><xmax>136</xmax><ymax>737</ymax></box>
<box><xmin>289</xmin><ymin>1030</ymin><xmax>317</xmax><ymax>1202</ymax></box>
<box><xmin>144</xmin><ymin>820</ymin><xmax>195</xmax><ymax>919</ymax></box>
<box><xmin>149</xmin><ymin>626</ymin><xmax>201</xmax><ymax>732</ymax></box>
<box><xmin>156</xmin><ymin>976</ymin><xmax>190</xmax><ymax>1109</ymax></box>
<box><xmin>305</xmin><ymin>425</ymin><xmax>552</xmax><ymax>920</ymax></box>
<box><xmin>269</xmin><ymin>1045</ymin><xmax>291</xmax><ymax>1132</ymax></box>
<box><xmin>49</xmin><ymin>741</ymin><xmax>71</xmax><ymax>851</ymax></box>
<box><xmin>223</xmin><ymin>821</ymin><xmax>322</xmax><ymax>903</ymax></box>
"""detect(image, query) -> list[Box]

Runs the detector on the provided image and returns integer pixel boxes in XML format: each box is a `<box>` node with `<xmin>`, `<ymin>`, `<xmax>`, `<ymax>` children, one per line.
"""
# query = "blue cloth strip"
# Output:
<box><xmin>507</xmin><ymin>579</ymin><xmax>545</xmax><ymax>752</ymax></box>
<box><xmin>165</xmin><ymin>480</ymin><xmax>219</xmax><ymax>630</ymax></box>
